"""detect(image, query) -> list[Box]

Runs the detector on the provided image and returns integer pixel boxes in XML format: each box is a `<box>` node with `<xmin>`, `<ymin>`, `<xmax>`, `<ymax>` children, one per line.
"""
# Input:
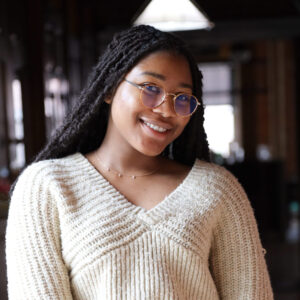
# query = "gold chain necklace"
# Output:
<box><xmin>96</xmin><ymin>155</ymin><xmax>159</xmax><ymax>180</ymax></box>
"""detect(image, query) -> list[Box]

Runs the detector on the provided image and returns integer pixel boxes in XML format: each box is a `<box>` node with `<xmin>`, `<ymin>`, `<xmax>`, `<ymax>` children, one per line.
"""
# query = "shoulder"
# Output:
<box><xmin>192</xmin><ymin>159</ymin><xmax>239</xmax><ymax>185</ymax></box>
<box><xmin>17</xmin><ymin>152</ymin><xmax>83</xmax><ymax>179</ymax></box>
<box><xmin>189</xmin><ymin>160</ymin><xmax>253</xmax><ymax>222</ymax></box>
<box><xmin>9</xmin><ymin>153</ymin><xmax>92</xmax><ymax>219</ymax></box>
<box><xmin>13</xmin><ymin>153</ymin><xmax>85</xmax><ymax>195</ymax></box>
<box><xmin>190</xmin><ymin>159</ymin><xmax>248</xmax><ymax>202</ymax></box>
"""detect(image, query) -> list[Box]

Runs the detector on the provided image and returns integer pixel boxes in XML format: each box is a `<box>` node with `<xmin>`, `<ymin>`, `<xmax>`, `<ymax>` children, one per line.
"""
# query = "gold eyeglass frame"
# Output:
<box><xmin>124</xmin><ymin>79</ymin><xmax>201</xmax><ymax>117</ymax></box>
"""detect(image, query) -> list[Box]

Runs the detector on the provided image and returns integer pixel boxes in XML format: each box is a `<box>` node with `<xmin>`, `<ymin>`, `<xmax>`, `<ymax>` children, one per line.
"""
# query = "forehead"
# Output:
<box><xmin>127</xmin><ymin>50</ymin><xmax>193</xmax><ymax>84</ymax></box>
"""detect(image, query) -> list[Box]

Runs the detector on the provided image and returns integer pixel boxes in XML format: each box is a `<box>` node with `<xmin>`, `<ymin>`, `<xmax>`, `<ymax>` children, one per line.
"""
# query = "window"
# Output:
<box><xmin>44</xmin><ymin>76</ymin><xmax>69</xmax><ymax>139</ymax></box>
<box><xmin>199</xmin><ymin>62</ymin><xmax>243</xmax><ymax>162</ymax></box>
<box><xmin>10</xmin><ymin>79</ymin><xmax>25</xmax><ymax>170</ymax></box>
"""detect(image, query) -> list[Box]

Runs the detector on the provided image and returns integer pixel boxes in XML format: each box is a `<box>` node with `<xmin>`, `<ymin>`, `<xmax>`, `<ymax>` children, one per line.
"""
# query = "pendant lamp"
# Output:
<box><xmin>133</xmin><ymin>0</ymin><xmax>214</xmax><ymax>31</ymax></box>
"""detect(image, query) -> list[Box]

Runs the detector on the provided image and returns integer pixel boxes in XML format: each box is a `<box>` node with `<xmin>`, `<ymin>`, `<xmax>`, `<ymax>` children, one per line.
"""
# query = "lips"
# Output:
<box><xmin>143</xmin><ymin>121</ymin><xmax>168</xmax><ymax>132</ymax></box>
<box><xmin>140</xmin><ymin>119</ymin><xmax>174</xmax><ymax>135</ymax></box>
<box><xmin>140</xmin><ymin>118</ymin><xmax>173</xmax><ymax>131</ymax></box>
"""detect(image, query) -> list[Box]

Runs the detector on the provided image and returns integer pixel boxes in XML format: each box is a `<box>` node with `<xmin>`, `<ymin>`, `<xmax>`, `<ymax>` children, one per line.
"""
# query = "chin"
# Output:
<box><xmin>137</xmin><ymin>145</ymin><xmax>167</xmax><ymax>157</ymax></box>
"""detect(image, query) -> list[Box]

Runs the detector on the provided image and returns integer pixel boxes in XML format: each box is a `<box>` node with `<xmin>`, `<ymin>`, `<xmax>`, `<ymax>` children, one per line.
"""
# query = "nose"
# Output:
<box><xmin>151</xmin><ymin>93</ymin><xmax>177</xmax><ymax>118</ymax></box>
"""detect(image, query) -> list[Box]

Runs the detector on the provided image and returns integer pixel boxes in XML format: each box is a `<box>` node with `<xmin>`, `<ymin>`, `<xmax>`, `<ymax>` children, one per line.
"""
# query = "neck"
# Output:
<box><xmin>95</xmin><ymin>139</ymin><xmax>163</xmax><ymax>175</ymax></box>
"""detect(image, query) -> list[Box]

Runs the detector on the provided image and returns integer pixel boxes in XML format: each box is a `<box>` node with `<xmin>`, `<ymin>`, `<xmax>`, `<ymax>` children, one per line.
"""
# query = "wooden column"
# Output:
<box><xmin>267</xmin><ymin>40</ymin><xmax>298</xmax><ymax>179</ymax></box>
<box><xmin>241</xmin><ymin>40</ymin><xmax>298</xmax><ymax>179</ymax></box>
<box><xmin>240</xmin><ymin>42</ymin><xmax>269</xmax><ymax>161</ymax></box>
<box><xmin>21</xmin><ymin>0</ymin><xmax>46</xmax><ymax>163</ymax></box>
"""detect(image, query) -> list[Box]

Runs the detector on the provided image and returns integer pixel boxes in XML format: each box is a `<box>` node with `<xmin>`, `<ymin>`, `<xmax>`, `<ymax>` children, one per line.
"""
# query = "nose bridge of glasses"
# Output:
<box><xmin>156</xmin><ymin>92</ymin><xmax>177</xmax><ymax>116</ymax></box>
<box><xmin>163</xmin><ymin>92</ymin><xmax>177</xmax><ymax>102</ymax></box>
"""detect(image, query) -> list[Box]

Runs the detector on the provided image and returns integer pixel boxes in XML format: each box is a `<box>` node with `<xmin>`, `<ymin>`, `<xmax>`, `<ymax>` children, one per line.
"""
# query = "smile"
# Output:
<box><xmin>143</xmin><ymin>121</ymin><xmax>168</xmax><ymax>133</ymax></box>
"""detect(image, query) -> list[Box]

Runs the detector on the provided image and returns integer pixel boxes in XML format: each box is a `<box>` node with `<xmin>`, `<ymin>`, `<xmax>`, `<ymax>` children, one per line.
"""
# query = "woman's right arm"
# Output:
<box><xmin>6</xmin><ymin>163</ymin><xmax>74</xmax><ymax>299</ymax></box>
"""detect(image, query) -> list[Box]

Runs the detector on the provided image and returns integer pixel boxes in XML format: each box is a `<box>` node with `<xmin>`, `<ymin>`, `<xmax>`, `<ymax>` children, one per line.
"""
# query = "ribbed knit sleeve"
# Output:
<box><xmin>6</xmin><ymin>163</ymin><xmax>73</xmax><ymax>300</ymax></box>
<box><xmin>208</xmin><ymin>168</ymin><xmax>273</xmax><ymax>299</ymax></box>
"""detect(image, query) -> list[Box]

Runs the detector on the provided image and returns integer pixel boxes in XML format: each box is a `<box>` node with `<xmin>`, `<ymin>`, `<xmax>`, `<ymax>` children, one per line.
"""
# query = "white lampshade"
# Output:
<box><xmin>133</xmin><ymin>0</ymin><xmax>214</xmax><ymax>31</ymax></box>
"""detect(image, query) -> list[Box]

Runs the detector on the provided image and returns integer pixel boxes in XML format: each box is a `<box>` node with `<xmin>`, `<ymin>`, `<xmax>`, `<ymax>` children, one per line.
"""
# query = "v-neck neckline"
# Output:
<box><xmin>76</xmin><ymin>152</ymin><xmax>198</xmax><ymax>217</ymax></box>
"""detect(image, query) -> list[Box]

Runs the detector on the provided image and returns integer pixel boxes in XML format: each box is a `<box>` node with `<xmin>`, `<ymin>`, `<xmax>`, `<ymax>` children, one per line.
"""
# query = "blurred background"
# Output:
<box><xmin>0</xmin><ymin>0</ymin><xmax>300</xmax><ymax>299</ymax></box>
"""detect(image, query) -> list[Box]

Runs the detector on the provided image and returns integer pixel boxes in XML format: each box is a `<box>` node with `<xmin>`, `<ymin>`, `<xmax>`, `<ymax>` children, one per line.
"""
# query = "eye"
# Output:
<box><xmin>176</xmin><ymin>94</ymin><xmax>190</xmax><ymax>103</ymax></box>
<box><xmin>144</xmin><ymin>84</ymin><xmax>162</xmax><ymax>95</ymax></box>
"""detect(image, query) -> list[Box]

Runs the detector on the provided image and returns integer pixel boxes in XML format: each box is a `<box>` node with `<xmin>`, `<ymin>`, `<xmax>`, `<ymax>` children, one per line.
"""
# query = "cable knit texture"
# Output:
<box><xmin>6</xmin><ymin>153</ymin><xmax>273</xmax><ymax>299</ymax></box>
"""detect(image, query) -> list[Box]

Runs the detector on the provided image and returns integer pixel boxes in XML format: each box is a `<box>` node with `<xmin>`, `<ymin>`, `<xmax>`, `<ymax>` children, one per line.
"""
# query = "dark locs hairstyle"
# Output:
<box><xmin>34</xmin><ymin>25</ymin><xmax>210</xmax><ymax>166</ymax></box>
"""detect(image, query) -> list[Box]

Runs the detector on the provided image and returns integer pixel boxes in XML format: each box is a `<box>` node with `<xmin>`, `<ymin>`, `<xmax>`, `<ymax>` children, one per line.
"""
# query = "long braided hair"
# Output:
<box><xmin>34</xmin><ymin>25</ymin><xmax>210</xmax><ymax>165</ymax></box>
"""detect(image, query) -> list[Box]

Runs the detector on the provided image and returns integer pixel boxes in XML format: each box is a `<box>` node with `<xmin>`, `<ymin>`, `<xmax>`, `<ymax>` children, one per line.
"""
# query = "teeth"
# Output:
<box><xmin>144</xmin><ymin>121</ymin><xmax>167</xmax><ymax>132</ymax></box>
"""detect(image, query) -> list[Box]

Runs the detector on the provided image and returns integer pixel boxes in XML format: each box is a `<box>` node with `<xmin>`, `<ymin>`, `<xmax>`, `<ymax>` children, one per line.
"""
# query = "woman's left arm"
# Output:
<box><xmin>5</xmin><ymin>164</ymin><xmax>74</xmax><ymax>299</ymax></box>
<box><xmin>209</xmin><ymin>169</ymin><xmax>274</xmax><ymax>300</ymax></box>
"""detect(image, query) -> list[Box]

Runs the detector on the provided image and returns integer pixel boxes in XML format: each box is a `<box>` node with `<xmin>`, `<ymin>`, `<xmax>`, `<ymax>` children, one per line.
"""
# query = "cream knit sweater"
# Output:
<box><xmin>6</xmin><ymin>153</ymin><xmax>273</xmax><ymax>300</ymax></box>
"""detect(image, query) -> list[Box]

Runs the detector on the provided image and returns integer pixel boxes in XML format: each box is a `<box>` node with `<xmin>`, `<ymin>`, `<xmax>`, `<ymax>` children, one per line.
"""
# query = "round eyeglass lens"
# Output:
<box><xmin>142</xmin><ymin>85</ymin><xmax>164</xmax><ymax>108</ymax></box>
<box><xmin>174</xmin><ymin>94</ymin><xmax>198</xmax><ymax>116</ymax></box>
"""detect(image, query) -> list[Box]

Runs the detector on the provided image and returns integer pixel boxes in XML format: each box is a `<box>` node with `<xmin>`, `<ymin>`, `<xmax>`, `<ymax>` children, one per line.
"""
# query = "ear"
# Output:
<box><xmin>104</xmin><ymin>98</ymin><xmax>112</xmax><ymax>104</ymax></box>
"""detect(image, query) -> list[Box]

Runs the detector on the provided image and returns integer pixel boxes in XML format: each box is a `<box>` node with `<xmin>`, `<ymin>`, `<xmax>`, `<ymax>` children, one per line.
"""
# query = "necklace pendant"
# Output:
<box><xmin>96</xmin><ymin>155</ymin><xmax>159</xmax><ymax>180</ymax></box>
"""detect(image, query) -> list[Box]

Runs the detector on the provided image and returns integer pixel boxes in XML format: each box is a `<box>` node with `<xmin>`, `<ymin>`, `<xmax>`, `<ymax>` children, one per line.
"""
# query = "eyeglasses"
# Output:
<box><xmin>124</xmin><ymin>79</ymin><xmax>200</xmax><ymax>117</ymax></box>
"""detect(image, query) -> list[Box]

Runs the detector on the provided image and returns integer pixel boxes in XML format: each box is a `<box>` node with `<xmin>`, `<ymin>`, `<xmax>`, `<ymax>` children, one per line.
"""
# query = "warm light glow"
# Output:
<box><xmin>204</xmin><ymin>105</ymin><xmax>234</xmax><ymax>157</ymax></box>
<box><xmin>10</xmin><ymin>79</ymin><xmax>25</xmax><ymax>169</ymax></box>
<box><xmin>134</xmin><ymin>0</ymin><xmax>213</xmax><ymax>31</ymax></box>
<box><xmin>12</xmin><ymin>79</ymin><xmax>24</xmax><ymax>140</ymax></box>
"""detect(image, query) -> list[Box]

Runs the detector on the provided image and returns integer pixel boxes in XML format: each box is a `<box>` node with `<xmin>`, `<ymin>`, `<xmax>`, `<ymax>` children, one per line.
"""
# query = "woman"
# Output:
<box><xmin>6</xmin><ymin>25</ymin><xmax>273</xmax><ymax>299</ymax></box>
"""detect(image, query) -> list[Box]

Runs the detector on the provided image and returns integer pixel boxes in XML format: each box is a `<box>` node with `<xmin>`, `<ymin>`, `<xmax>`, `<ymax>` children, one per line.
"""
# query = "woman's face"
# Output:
<box><xmin>105</xmin><ymin>50</ymin><xmax>193</xmax><ymax>157</ymax></box>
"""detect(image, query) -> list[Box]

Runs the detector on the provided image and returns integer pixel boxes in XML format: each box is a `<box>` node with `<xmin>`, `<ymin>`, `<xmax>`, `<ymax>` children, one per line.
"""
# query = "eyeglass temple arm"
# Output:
<box><xmin>124</xmin><ymin>79</ymin><xmax>143</xmax><ymax>90</ymax></box>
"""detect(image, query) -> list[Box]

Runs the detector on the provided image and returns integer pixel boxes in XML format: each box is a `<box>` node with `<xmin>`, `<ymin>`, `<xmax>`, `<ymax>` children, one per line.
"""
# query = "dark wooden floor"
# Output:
<box><xmin>264</xmin><ymin>231</ymin><xmax>300</xmax><ymax>300</ymax></box>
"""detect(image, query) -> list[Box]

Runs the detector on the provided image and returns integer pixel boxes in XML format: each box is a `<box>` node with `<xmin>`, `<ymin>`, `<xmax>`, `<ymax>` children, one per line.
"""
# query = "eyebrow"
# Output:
<box><xmin>140</xmin><ymin>71</ymin><xmax>193</xmax><ymax>90</ymax></box>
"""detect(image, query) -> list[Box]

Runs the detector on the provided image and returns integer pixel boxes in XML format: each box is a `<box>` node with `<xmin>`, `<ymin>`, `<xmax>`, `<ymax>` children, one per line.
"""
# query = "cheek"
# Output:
<box><xmin>110</xmin><ymin>90</ymin><xmax>140</xmax><ymax>128</ymax></box>
<box><xmin>116</xmin><ymin>89</ymin><xmax>140</xmax><ymax>112</ymax></box>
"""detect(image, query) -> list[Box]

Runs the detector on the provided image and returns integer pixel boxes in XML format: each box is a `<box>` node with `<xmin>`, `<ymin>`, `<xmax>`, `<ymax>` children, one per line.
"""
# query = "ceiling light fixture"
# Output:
<box><xmin>133</xmin><ymin>0</ymin><xmax>214</xmax><ymax>32</ymax></box>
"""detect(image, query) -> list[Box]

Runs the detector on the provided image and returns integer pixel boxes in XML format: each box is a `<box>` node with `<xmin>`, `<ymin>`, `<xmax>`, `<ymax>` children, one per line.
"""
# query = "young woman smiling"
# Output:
<box><xmin>6</xmin><ymin>25</ymin><xmax>273</xmax><ymax>299</ymax></box>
